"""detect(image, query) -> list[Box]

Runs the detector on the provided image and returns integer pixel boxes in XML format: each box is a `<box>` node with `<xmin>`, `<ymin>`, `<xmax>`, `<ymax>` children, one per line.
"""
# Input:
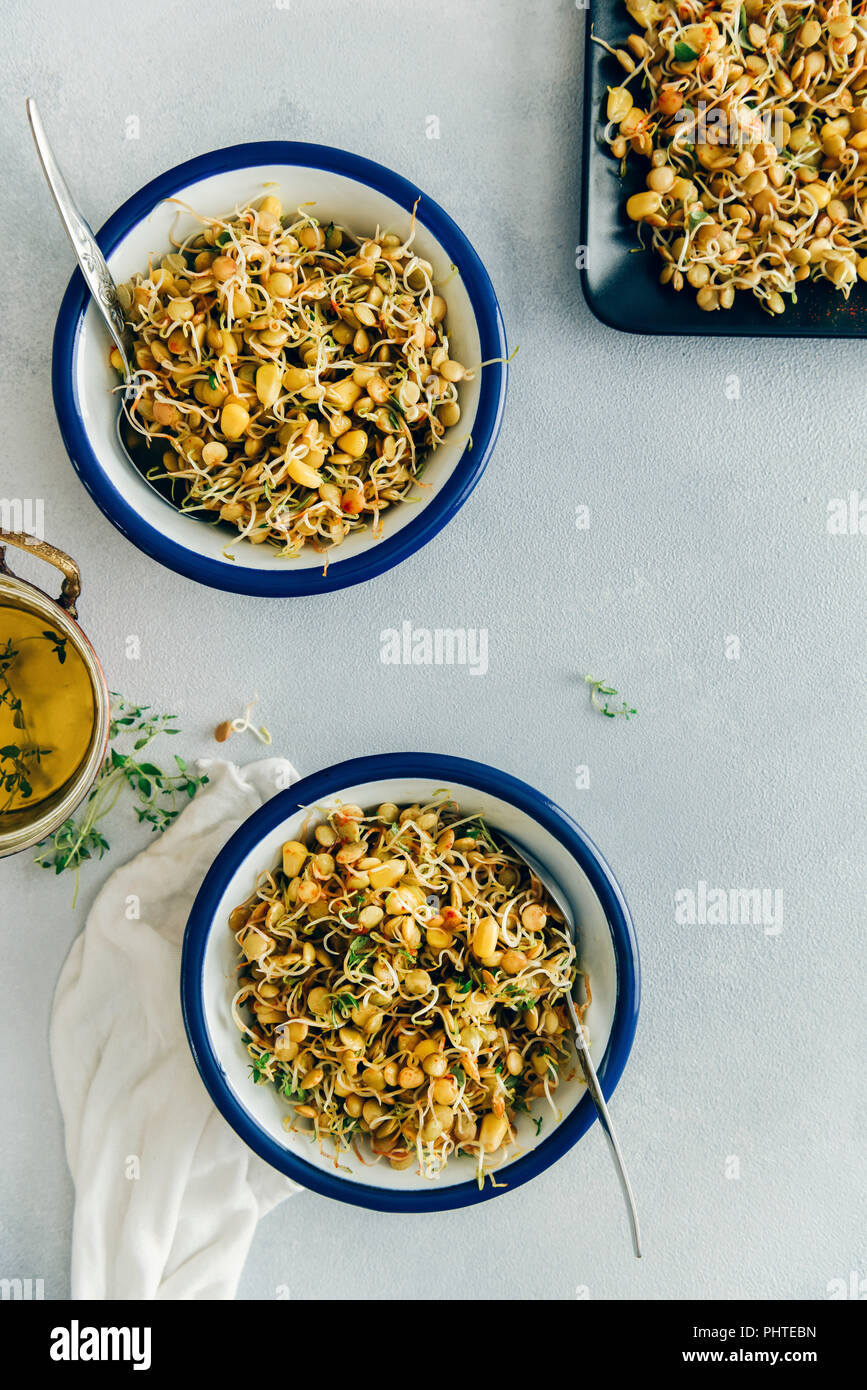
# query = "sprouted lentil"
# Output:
<box><xmin>214</xmin><ymin>696</ymin><xmax>271</xmax><ymax>745</ymax></box>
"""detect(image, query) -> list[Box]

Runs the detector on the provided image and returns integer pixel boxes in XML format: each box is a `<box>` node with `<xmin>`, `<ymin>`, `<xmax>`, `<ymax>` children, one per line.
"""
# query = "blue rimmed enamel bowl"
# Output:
<box><xmin>52</xmin><ymin>142</ymin><xmax>508</xmax><ymax>596</ymax></box>
<box><xmin>180</xmin><ymin>753</ymin><xmax>640</xmax><ymax>1213</ymax></box>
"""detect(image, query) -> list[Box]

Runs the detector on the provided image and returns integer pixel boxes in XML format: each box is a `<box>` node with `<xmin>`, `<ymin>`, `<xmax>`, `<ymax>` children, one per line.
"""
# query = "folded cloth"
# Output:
<box><xmin>50</xmin><ymin>757</ymin><xmax>299</xmax><ymax>1301</ymax></box>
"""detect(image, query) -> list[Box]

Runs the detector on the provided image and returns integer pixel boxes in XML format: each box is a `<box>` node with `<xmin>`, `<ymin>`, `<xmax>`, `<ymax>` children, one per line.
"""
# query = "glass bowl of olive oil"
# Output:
<box><xmin>0</xmin><ymin>530</ymin><xmax>109</xmax><ymax>857</ymax></box>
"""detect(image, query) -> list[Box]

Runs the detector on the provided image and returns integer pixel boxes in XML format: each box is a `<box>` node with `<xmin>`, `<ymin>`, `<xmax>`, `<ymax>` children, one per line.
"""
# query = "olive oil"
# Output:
<box><xmin>0</xmin><ymin>603</ymin><xmax>95</xmax><ymax>818</ymax></box>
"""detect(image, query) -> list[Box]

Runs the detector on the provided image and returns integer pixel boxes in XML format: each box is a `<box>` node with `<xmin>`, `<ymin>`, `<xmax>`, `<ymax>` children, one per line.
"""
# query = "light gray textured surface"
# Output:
<box><xmin>1</xmin><ymin>0</ymin><xmax>865</xmax><ymax>1301</ymax></box>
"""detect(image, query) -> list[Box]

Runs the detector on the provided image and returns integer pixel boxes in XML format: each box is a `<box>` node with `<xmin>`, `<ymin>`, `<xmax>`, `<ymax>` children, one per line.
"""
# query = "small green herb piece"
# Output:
<box><xmin>41</xmin><ymin>631</ymin><xmax>68</xmax><ymax>664</ymax></box>
<box><xmin>584</xmin><ymin>675</ymin><xmax>637</xmax><ymax>720</ymax></box>
<box><xmin>458</xmin><ymin>816</ymin><xmax>498</xmax><ymax>852</ymax></box>
<box><xmin>330</xmin><ymin>991</ymin><xmax>358</xmax><ymax>1022</ymax></box>
<box><xmin>346</xmin><ymin>935</ymin><xmax>376</xmax><ymax>971</ymax></box>
<box><xmin>688</xmin><ymin>207</ymin><xmax>709</xmax><ymax>230</ymax></box>
<box><xmin>503</xmin><ymin>985</ymin><xmax>537</xmax><ymax>1009</ymax></box>
<box><xmin>250</xmin><ymin>1051</ymin><xmax>271</xmax><ymax>1083</ymax></box>
<box><xmin>0</xmin><ymin>630</ymin><xmax>72</xmax><ymax>811</ymax></box>
<box><xmin>673</xmin><ymin>41</ymin><xmax>699</xmax><ymax>61</ymax></box>
<box><xmin>0</xmin><ymin>741</ymin><xmax>48</xmax><ymax>805</ymax></box>
<box><xmin>280</xmin><ymin>1075</ymin><xmax>307</xmax><ymax>1102</ymax></box>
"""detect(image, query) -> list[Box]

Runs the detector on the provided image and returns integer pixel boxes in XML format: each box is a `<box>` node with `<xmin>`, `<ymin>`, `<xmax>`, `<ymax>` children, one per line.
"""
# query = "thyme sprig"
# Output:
<box><xmin>0</xmin><ymin>632</ymin><xmax>68</xmax><ymax>810</ymax></box>
<box><xmin>1</xmin><ymin>741</ymin><xmax>51</xmax><ymax>809</ymax></box>
<box><xmin>35</xmin><ymin>695</ymin><xmax>208</xmax><ymax>904</ymax></box>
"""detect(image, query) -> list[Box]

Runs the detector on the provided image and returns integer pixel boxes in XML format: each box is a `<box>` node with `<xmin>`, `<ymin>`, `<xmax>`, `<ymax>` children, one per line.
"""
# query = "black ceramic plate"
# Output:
<box><xmin>580</xmin><ymin>2</ymin><xmax>867</xmax><ymax>337</ymax></box>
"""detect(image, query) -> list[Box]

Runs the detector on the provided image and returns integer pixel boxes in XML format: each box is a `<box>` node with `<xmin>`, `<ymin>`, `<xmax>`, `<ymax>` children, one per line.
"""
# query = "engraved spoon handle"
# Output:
<box><xmin>26</xmin><ymin>97</ymin><xmax>131</xmax><ymax>374</ymax></box>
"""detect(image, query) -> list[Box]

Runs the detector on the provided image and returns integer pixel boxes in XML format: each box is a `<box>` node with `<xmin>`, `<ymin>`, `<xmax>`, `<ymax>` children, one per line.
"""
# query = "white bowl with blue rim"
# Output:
<box><xmin>52</xmin><ymin>142</ymin><xmax>508</xmax><ymax>596</ymax></box>
<box><xmin>181</xmin><ymin>753</ymin><xmax>640</xmax><ymax>1213</ymax></box>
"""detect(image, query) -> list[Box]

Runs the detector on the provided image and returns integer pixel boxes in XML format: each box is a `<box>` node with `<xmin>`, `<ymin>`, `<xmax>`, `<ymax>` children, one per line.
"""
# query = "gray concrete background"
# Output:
<box><xmin>1</xmin><ymin>0</ymin><xmax>864</xmax><ymax>1301</ymax></box>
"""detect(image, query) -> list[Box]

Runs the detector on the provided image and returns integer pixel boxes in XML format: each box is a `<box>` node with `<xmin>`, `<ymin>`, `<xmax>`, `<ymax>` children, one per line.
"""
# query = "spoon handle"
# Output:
<box><xmin>567</xmin><ymin>998</ymin><xmax>643</xmax><ymax>1258</ymax></box>
<box><xmin>26</xmin><ymin>97</ymin><xmax>131</xmax><ymax>369</ymax></box>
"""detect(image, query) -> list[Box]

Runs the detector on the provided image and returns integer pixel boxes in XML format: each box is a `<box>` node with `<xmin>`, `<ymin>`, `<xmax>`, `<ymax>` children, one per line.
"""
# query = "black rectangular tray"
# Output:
<box><xmin>580</xmin><ymin>1</ymin><xmax>867</xmax><ymax>337</ymax></box>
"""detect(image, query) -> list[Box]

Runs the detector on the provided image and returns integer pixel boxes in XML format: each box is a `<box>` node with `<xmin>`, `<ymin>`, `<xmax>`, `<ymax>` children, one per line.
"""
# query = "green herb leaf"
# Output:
<box><xmin>346</xmin><ymin>935</ymin><xmax>376</xmax><ymax>970</ymax></box>
<box><xmin>673</xmin><ymin>41</ymin><xmax>698</xmax><ymax>60</ymax></box>
<box><xmin>42</xmin><ymin>631</ymin><xmax>68</xmax><ymax>664</ymax></box>
<box><xmin>250</xmin><ymin>1050</ymin><xmax>271</xmax><ymax>1083</ymax></box>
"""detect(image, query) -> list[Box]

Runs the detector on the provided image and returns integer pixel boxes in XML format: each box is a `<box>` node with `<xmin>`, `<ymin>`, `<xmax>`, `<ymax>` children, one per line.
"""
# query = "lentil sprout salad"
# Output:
<box><xmin>114</xmin><ymin>194</ymin><xmax>471</xmax><ymax>560</ymax></box>
<box><xmin>229</xmin><ymin>798</ymin><xmax>588</xmax><ymax>1186</ymax></box>
<box><xmin>597</xmin><ymin>0</ymin><xmax>867</xmax><ymax>314</ymax></box>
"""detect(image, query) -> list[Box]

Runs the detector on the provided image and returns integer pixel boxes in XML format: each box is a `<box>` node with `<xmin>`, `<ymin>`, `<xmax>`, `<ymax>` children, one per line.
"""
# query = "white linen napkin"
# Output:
<box><xmin>49</xmin><ymin>756</ymin><xmax>300</xmax><ymax>1301</ymax></box>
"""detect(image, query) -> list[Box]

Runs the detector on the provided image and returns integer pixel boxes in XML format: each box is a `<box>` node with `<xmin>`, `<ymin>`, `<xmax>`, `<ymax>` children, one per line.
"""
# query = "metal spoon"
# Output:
<box><xmin>505</xmin><ymin>836</ymin><xmax>643</xmax><ymax>1258</ymax></box>
<box><xmin>26</xmin><ymin>97</ymin><xmax>211</xmax><ymax>518</ymax></box>
<box><xmin>27</xmin><ymin>97</ymin><xmax>133</xmax><ymax>377</ymax></box>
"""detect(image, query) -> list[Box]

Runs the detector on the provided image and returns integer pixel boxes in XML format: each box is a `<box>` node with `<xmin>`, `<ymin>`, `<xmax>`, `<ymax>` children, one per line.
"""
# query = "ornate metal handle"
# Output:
<box><xmin>0</xmin><ymin>529</ymin><xmax>82</xmax><ymax>618</ymax></box>
<box><xmin>26</xmin><ymin>97</ymin><xmax>131</xmax><ymax>374</ymax></box>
